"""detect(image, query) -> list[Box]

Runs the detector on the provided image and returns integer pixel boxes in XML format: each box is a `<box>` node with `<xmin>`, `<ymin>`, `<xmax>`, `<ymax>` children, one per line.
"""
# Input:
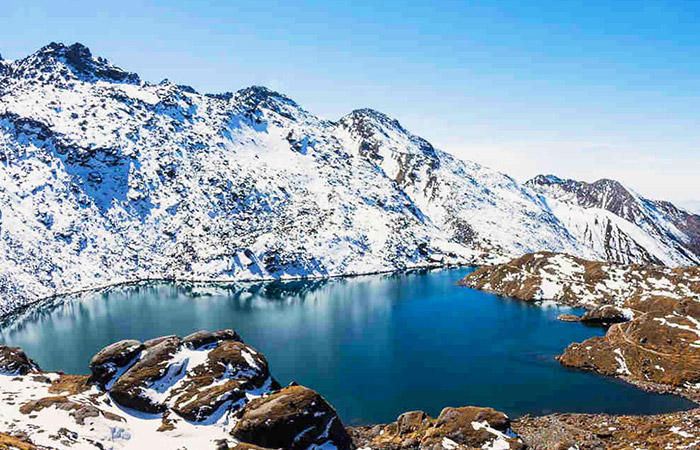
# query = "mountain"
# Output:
<box><xmin>527</xmin><ymin>175</ymin><xmax>700</xmax><ymax>266</ymax></box>
<box><xmin>0</xmin><ymin>42</ymin><xmax>697</xmax><ymax>314</ymax></box>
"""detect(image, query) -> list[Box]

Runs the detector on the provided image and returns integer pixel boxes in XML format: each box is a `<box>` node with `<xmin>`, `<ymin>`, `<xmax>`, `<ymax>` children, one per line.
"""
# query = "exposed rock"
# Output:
<box><xmin>89</xmin><ymin>339</ymin><xmax>143</xmax><ymax>387</ymax></box>
<box><xmin>0</xmin><ymin>432</ymin><xmax>38</xmax><ymax>450</ymax></box>
<box><xmin>19</xmin><ymin>395</ymin><xmax>124</xmax><ymax>425</ymax></box>
<box><xmin>109</xmin><ymin>336</ymin><xmax>181</xmax><ymax>413</ymax></box>
<box><xmin>462</xmin><ymin>252</ymin><xmax>700</xmax><ymax>400</ymax></box>
<box><xmin>557</xmin><ymin>314</ymin><xmax>580</xmax><ymax>322</ymax></box>
<box><xmin>183</xmin><ymin>330</ymin><xmax>218</xmax><ymax>349</ymax></box>
<box><xmin>48</xmin><ymin>375</ymin><xmax>91</xmax><ymax>396</ymax></box>
<box><xmin>349</xmin><ymin>407</ymin><xmax>523</xmax><ymax>450</ymax></box>
<box><xmin>231</xmin><ymin>385</ymin><xmax>353</xmax><ymax>450</ymax></box>
<box><xmin>0</xmin><ymin>344</ymin><xmax>40</xmax><ymax>375</ymax></box>
<box><xmin>579</xmin><ymin>305</ymin><xmax>629</xmax><ymax>324</ymax></box>
<box><xmin>170</xmin><ymin>340</ymin><xmax>276</xmax><ymax>421</ymax></box>
<box><xmin>512</xmin><ymin>408</ymin><xmax>700</xmax><ymax>449</ymax></box>
<box><xmin>559</xmin><ymin>295</ymin><xmax>700</xmax><ymax>400</ymax></box>
<box><xmin>459</xmin><ymin>252</ymin><xmax>700</xmax><ymax>308</ymax></box>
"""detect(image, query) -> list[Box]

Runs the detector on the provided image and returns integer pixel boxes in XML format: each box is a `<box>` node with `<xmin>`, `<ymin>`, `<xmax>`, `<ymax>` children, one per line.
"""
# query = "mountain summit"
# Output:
<box><xmin>0</xmin><ymin>43</ymin><xmax>697</xmax><ymax>314</ymax></box>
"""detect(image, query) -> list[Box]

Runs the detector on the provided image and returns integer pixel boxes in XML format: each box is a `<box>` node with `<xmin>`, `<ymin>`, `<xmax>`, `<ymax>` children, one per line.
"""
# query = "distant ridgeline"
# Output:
<box><xmin>0</xmin><ymin>42</ymin><xmax>698</xmax><ymax>313</ymax></box>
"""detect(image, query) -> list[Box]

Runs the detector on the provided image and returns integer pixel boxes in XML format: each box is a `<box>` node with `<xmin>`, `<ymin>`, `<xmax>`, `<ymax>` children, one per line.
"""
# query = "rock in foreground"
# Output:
<box><xmin>0</xmin><ymin>330</ymin><xmax>351</xmax><ymax>450</ymax></box>
<box><xmin>350</xmin><ymin>407</ymin><xmax>524</xmax><ymax>450</ymax></box>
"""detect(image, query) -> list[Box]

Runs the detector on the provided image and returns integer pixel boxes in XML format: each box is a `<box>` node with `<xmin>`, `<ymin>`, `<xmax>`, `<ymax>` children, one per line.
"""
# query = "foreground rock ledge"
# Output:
<box><xmin>0</xmin><ymin>330</ymin><xmax>525</xmax><ymax>450</ymax></box>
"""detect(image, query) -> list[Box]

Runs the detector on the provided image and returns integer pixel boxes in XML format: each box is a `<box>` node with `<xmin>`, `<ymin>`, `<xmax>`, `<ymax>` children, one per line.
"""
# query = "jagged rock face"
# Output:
<box><xmin>527</xmin><ymin>175</ymin><xmax>700</xmax><ymax>266</ymax></box>
<box><xmin>0</xmin><ymin>42</ymin><xmax>697</xmax><ymax>315</ymax></box>
<box><xmin>9</xmin><ymin>42</ymin><xmax>140</xmax><ymax>84</ymax></box>
<box><xmin>349</xmin><ymin>407</ymin><xmax>524</xmax><ymax>450</ymax></box>
<box><xmin>231</xmin><ymin>385</ymin><xmax>353</xmax><ymax>450</ymax></box>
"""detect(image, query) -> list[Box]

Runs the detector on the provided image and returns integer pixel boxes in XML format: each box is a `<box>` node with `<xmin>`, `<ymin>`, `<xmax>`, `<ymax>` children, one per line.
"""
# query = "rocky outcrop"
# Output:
<box><xmin>95</xmin><ymin>331</ymin><xmax>276</xmax><ymax>419</ymax></box>
<box><xmin>231</xmin><ymin>385</ymin><xmax>353</xmax><ymax>450</ymax></box>
<box><xmin>0</xmin><ymin>345</ymin><xmax>40</xmax><ymax>375</ymax></box>
<box><xmin>0</xmin><ymin>330</ymin><xmax>349</xmax><ymax>449</ymax></box>
<box><xmin>461</xmin><ymin>252</ymin><xmax>700</xmax><ymax>401</ymax></box>
<box><xmin>89</xmin><ymin>339</ymin><xmax>143</xmax><ymax>387</ymax></box>
<box><xmin>579</xmin><ymin>305</ymin><xmax>630</xmax><ymax>324</ymax></box>
<box><xmin>349</xmin><ymin>407</ymin><xmax>524</xmax><ymax>450</ymax></box>
<box><xmin>459</xmin><ymin>252</ymin><xmax>700</xmax><ymax>308</ymax></box>
<box><xmin>559</xmin><ymin>295</ymin><xmax>700</xmax><ymax>400</ymax></box>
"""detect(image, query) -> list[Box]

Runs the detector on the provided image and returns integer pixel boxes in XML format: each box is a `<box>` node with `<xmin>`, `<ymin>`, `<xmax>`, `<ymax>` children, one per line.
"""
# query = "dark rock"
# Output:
<box><xmin>231</xmin><ymin>385</ymin><xmax>353</xmax><ymax>450</ymax></box>
<box><xmin>0</xmin><ymin>344</ymin><xmax>40</xmax><ymax>375</ymax></box>
<box><xmin>580</xmin><ymin>305</ymin><xmax>629</xmax><ymax>324</ymax></box>
<box><xmin>214</xmin><ymin>329</ymin><xmax>242</xmax><ymax>342</ymax></box>
<box><xmin>183</xmin><ymin>330</ymin><xmax>218</xmax><ymax>349</ymax></box>
<box><xmin>89</xmin><ymin>339</ymin><xmax>143</xmax><ymax>387</ymax></box>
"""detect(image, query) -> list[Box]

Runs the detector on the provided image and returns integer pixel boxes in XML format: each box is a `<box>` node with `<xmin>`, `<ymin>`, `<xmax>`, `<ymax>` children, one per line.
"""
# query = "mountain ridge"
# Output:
<box><xmin>0</xmin><ymin>42</ymin><xmax>697</xmax><ymax>314</ymax></box>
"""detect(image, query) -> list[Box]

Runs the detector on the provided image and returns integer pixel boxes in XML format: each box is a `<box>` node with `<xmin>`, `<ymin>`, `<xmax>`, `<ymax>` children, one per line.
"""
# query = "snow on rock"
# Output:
<box><xmin>460</xmin><ymin>252</ymin><xmax>700</xmax><ymax>308</ymax></box>
<box><xmin>0</xmin><ymin>329</ymin><xmax>357</xmax><ymax>450</ymax></box>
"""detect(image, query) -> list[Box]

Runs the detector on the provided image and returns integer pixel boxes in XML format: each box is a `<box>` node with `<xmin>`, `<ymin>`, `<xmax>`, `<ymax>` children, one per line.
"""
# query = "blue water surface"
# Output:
<box><xmin>0</xmin><ymin>267</ymin><xmax>694</xmax><ymax>425</ymax></box>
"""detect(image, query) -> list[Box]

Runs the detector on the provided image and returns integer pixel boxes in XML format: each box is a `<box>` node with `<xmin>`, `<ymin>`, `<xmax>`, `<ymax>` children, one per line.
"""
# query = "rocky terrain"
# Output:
<box><xmin>0</xmin><ymin>329</ymin><xmax>524</xmax><ymax>450</ymax></box>
<box><xmin>511</xmin><ymin>408</ymin><xmax>700</xmax><ymax>449</ymax></box>
<box><xmin>3</xmin><ymin>329</ymin><xmax>700</xmax><ymax>449</ymax></box>
<box><xmin>0</xmin><ymin>42</ymin><xmax>699</xmax><ymax>315</ymax></box>
<box><xmin>460</xmin><ymin>252</ymin><xmax>700</xmax><ymax>401</ymax></box>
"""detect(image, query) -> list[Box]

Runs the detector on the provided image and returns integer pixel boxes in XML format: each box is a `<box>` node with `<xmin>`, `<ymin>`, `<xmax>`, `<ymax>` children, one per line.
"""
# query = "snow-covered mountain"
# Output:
<box><xmin>527</xmin><ymin>175</ymin><xmax>700</xmax><ymax>266</ymax></box>
<box><xmin>0</xmin><ymin>42</ymin><xmax>697</xmax><ymax>314</ymax></box>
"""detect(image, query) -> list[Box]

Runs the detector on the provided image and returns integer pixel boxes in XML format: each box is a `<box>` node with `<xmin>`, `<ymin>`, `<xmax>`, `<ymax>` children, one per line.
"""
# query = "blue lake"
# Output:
<box><xmin>0</xmin><ymin>268</ymin><xmax>694</xmax><ymax>425</ymax></box>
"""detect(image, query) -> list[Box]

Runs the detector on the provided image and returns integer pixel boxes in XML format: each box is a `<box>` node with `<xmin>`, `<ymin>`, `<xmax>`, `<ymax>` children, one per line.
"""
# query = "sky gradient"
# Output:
<box><xmin>2</xmin><ymin>0</ymin><xmax>698</xmax><ymax>207</ymax></box>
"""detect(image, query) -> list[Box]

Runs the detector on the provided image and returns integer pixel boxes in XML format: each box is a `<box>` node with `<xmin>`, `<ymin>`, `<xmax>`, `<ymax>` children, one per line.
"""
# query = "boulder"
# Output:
<box><xmin>170</xmin><ymin>341</ymin><xmax>276</xmax><ymax>421</ymax></box>
<box><xmin>89</xmin><ymin>339</ymin><xmax>143</xmax><ymax>387</ymax></box>
<box><xmin>580</xmin><ymin>305</ymin><xmax>629</xmax><ymax>324</ymax></box>
<box><xmin>231</xmin><ymin>385</ymin><xmax>353</xmax><ymax>450</ymax></box>
<box><xmin>0</xmin><ymin>344</ymin><xmax>40</xmax><ymax>375</ymax></box>
<box><xmin>423</xmin><ymin>407</ymin><xmax>523</xmax><ymax>450</ymax></box>
<box><xmin>350</xmin><ymin>407</ymin><xmax>523</xmax><ymax>450</ymax></box>
<box><xmin>183</xmin><ymin>330</ymin><xmax>218</xmax><ymax>349</ymax></box>
<box><xmin>109</xmin><ymin>336</ymin><xmax>181</xmax><ymax>413</ymax></box>
<box><xmin>557</xmin><ymin>314</ymin><xmax>580</xmax><ymax>322</ymax></box>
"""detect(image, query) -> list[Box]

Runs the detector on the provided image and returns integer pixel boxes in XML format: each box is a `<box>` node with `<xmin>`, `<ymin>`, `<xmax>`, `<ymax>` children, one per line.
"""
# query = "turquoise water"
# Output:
<box><xmin>0</xmin><ymin>268</ymin><xmax>694</xmax><ymax>425</ymax></box>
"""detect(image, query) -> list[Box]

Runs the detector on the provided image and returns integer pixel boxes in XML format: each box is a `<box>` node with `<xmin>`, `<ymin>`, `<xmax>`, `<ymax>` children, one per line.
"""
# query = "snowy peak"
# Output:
<box><xmin>338</xmin><ymin>108</ymin><xmax>438</xmax><ymax>161</ymax></box>
<box><xmin>527</xmin><ymin>174</ymin><xmax>640</xmax><ymax>219</ymax></box>
<box><xmin>232</xmin><ymin>85</ymin><xmax>303</xmax><ymax>121</ymax></box>
<box><xmin>9</xmin><ymin>42</ymin><xmax>140</xmax><ymax>85</ymax></box>
<box><xmin>527</xmin><ymin>174</ymin><xmax>700</xmax><ymax>265</ymax></box>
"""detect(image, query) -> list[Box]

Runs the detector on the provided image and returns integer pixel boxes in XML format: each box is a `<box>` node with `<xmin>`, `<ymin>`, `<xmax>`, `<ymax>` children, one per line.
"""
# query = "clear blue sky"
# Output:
<box><xmin>2</xmin><ymin>0</ymin><xmax>699</xmax><ymax>206</ymax></box>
